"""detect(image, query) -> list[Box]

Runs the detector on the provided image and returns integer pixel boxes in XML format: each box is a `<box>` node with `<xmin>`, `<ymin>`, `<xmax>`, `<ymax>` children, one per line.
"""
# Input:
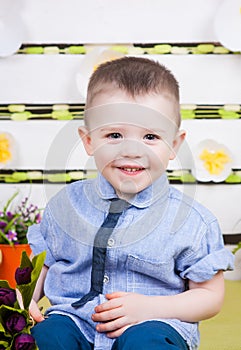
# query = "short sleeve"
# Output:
<box><xmin>27</xmin><ymin>206</ymin><xmax>56</xmax><ymax>267</ymax></box>
<box><xmin>178</xmin><ymin>219</ymin><xmax>234</xmax><ymax>282</ymax></box>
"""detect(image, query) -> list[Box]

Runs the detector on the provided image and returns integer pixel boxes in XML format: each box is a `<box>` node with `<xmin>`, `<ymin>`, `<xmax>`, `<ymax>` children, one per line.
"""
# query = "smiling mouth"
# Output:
<box><xmin>118</xmin><ymin>167</ymin><xmax>145</xmax><ymax>173</ymax></box>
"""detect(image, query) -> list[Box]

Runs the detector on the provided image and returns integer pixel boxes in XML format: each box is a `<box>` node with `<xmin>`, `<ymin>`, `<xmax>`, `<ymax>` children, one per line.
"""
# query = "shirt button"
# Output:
<box><xmin>107</xmin><ymin>238</ymin><xmax>115</xmax><ymax>247</ymax></box>
<box><xmin>103</xmin><ymin>275</ymin><xmax>109</xmax><ymax>284</ymax></box>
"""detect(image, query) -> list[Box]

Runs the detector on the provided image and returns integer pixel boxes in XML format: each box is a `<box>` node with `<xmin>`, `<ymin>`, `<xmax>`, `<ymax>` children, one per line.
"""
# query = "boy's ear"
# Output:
<box><xmin>169</xmin><ymin>130</ymin><xmax>186</xmax><ymax>160</ymax></box>
<box><xmin>78</xmin><ymin>126</ymin><xmax>93</xmax><ymax>156</ymax></box>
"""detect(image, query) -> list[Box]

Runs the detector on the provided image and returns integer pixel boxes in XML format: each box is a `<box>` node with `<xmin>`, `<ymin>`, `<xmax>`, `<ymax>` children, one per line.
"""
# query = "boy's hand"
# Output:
<box><xmin>29</xmin><ymin>299</ymin><xmax>45</xmax><ymax>323</ymax></box>
<box><xmin>92</xmin><ymin>292</ymin><xmax>153</xmax><ymax>338</ymax></box>
<box><xmin>92</xmin><ymin>272</ymin><xmax>225</xmax><ymax>338</ymax></box>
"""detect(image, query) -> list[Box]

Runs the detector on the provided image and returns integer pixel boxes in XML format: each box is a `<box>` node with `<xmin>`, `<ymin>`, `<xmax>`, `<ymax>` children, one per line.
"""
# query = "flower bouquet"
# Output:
<box><xmin>0</xmin><ymin>192</ymin><xmax>41</xmax><ymax>246</ymax></box>
<box><xmin>0</xmin><ymin>250</ymin><xmax>46</xmax><ymax>349</ymax></box>
<box><xmin>0</xmin><ymin>192</ymin><xmax>42</xmax><ymax>287</ymax></box>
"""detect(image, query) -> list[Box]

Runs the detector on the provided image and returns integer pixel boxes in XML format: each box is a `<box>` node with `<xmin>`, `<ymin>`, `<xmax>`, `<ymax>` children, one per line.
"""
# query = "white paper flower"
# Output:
<box><xmin>0</xmin><ymin>0</ymin><xmax>24</xmax><ymax>57</ymax></box>
<box><xmin>191</xmin><ymin>139</ymin><xmax>233</xmax><ymax>182</ymax></box>
<box><xmin>76</xmin><ymin>47</ymin><xmax>124</xmax><ymax>99</ymax></box>
<box><xmin>214</xmin><ymin>0</ymin><xmax>241</xmax><ymax>52</ymax></box>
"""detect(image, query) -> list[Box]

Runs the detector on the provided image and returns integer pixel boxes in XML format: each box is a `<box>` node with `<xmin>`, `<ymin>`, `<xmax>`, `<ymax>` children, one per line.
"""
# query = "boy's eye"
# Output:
<box><xmin>107</xmin><ymin>132</ymin><xmax>122</xmax><ymax>139</ymax></box>
<box><xmin>144</xmin><ymin>134</ymin><xmax>159</xmax><ymax>141</ymax></box>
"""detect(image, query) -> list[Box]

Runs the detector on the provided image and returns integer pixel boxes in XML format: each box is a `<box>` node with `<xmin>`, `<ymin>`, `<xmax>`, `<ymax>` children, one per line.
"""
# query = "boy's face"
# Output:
<box><xmin>79</xmin><ymin>90</ymin><xmax>185</xmax><ymax>199</ymax></box>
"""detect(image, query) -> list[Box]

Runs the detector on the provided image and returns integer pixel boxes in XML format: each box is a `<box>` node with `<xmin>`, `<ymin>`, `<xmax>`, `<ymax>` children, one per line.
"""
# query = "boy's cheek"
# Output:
<box><xmin>92</xmin><ymin>143</ymin><xmax>120</xmax><ymax>160</ymax></box>
<box><xmin>94</xmin><ymin>152</ymin><xmax>115</xmax><ymax>173</ymax></box>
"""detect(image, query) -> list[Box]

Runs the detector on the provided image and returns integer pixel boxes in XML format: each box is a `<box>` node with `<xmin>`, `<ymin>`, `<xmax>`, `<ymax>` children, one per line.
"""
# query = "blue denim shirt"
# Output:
<box><xmin>27</xmin><ymin>173</ymin><xmax>234</xmax><ymax>350</ymax></box>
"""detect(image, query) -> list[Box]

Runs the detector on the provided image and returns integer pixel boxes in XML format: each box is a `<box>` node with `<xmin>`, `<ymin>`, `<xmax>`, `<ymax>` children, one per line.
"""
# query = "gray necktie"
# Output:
<box><xmin>72</xmin><ymin>199</ymin><xmax>128</xmax><ymax>308</ymax></box>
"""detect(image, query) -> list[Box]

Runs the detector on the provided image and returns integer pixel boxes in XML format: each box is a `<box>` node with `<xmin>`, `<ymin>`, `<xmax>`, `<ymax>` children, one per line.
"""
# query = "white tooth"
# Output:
<box><xmin>122</xmin><ymin>167</ymin><xmax>142</xmax><ymax>172</ymax></box>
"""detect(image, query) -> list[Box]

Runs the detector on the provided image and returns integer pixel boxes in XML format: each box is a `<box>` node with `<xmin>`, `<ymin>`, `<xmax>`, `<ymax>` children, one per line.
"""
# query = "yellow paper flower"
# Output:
<box><xmin>199</xmin><ymin>148</ymin><xmax>231</xmax><ymax>175</ymax></box>
<box><xmin>0</xmin><ymin>132</ymin><xmax>13</xmax><ymax>167</ymax></box>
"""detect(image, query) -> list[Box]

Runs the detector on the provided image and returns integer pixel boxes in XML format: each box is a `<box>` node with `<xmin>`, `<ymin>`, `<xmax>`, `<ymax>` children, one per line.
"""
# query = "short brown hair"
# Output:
<box><xmin>86</xmin><ymin>56</ymin><xmax>180</xmax><ymax>125</ymax></box>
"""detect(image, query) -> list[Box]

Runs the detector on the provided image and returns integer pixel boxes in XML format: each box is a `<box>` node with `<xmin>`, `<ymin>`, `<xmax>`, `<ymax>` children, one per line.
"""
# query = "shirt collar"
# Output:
<box><xmin>94</xmin><ymin>173</ymin><xmax>169</xmax><ymax>209</ymax></box>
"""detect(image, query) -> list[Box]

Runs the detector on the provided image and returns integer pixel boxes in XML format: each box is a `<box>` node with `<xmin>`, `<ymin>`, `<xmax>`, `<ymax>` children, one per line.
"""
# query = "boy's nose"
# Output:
<box><xmin>120</xmin><ymin>139</ymin><xmax>143</xmax><ymax>158</ymax></box>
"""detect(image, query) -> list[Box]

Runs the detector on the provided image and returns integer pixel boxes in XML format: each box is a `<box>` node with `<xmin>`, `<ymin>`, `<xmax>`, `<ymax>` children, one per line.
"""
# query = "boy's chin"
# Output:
<box><xmin>114</xmin><ymin>181</ymin><xmax>147</xmax><ymax>199</ymax></box>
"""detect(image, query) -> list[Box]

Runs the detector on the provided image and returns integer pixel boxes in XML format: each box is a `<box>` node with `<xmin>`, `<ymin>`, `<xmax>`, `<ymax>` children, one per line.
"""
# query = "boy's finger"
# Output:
<box><xmin>106</xmin><ymin>325</ymin><xmax>130</xmax><ymax>338</ymax></box>
<box><xmin>95</xmin><ymin>298</ymin><xmax>121</xmax><ymax>313</ymax></box>
<box><xmin>105</xmin><ymin>291</ymin><xmax>128</xmax><ymax>299</ymax></box>
<box><xmin>29</xmin><ymin>300</ymin><xmax>45</xmax><ymax>323</ymax></box>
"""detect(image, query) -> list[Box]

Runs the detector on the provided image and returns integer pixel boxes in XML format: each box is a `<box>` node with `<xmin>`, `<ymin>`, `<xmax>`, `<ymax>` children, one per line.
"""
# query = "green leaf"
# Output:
<box><xmin>19</xmin><ymin>251</ymin><xmax>33</xmax><ymax>270</ymax></box>
<box><xmin>3</xmin><ymin>192</ymin><xmax>19</xmax><ymax>214</ymax></box>
<box><xmin>3</xmin><ymin>214</ymin><xmax>20</xmax><ymax>237</ymax></box>
<box><xmin>0</xmin><ymin>230</ymin><xmax>12</xmax><ymax>245</ymax></box>
<box><xmin>0</xmin><ymin>338</ymin><xmax>10</xmax><ymax>349</ymax></box>
<box><xmin>0</xmin><ymin>281</ymin><xmax>11</xmax><ymax>289</ymax></box>
<box><xmin>233</xmin><ymin>242</ymin><xmax>241</xmax><ymax>254</ymax></box>
<box><xmin>17</xmin><ymin>251</ymin><xmax>46</xmax><ymax>310</ymax></box>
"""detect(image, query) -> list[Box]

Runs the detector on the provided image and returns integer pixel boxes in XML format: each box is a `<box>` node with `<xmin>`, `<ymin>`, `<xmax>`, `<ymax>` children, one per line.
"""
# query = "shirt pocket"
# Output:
<box><xmin>126</xmin><ymin>254</ymin><xmax>175</xmax><ymax>295</ymax></box>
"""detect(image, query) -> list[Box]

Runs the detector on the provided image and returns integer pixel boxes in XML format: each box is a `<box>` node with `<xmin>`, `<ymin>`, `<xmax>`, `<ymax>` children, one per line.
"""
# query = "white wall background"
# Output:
<box><xmin>0</xmin><ymin>0</ymin><xmax>240</xmax><ymax>236</ymax></box>
<box><xmin>17</xmin><ymin>0</ymin><xmax>226</xmax><ymax>44</ymax></box>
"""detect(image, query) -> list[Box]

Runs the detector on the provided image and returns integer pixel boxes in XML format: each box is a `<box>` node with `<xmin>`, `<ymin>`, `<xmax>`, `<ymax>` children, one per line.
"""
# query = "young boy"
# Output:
<box><xmin>28</xmin><ymin>57</ymin><xmax>234</xmax><ymax>350</ymax></box>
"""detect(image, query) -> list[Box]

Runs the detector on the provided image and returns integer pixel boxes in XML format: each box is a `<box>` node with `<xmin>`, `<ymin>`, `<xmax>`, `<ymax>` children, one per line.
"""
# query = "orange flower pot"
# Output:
<box><xmin>0</xmin><ymin>244</ymin><xmax>32</xmax><ymax>288</ymax></box>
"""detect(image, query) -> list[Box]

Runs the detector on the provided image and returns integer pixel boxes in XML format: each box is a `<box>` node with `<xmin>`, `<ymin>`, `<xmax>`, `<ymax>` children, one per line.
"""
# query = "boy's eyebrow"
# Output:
<box><xmin>147</xmin><ymin>127</ymin><xmax>167</xmax><ymax>135</ymax></box>
<box><xmin>98</xmin><ymin>125</ymin><xmax>167</xmax><ymax>135</ymax></box>
<box><xmin>99</xmin><ymin>125</ymin><xmax>125</xmax><ymax>131</ymax></box>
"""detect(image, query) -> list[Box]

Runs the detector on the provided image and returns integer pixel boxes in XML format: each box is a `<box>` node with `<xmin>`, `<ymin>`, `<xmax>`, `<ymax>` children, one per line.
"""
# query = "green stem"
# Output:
<box><xmin>3</xmin><ymin>191</ymin><xmax>19</xmax><ymax>213</ymax></box>
<box><xmin>0</xmin><ymin>229</ymin><xmax>12</xmax><ymax>245</ymax></box>
<box><xmin>4</xmin><ymin>214</ymin><xmax>20</xmax><ymax>233</ymax></box>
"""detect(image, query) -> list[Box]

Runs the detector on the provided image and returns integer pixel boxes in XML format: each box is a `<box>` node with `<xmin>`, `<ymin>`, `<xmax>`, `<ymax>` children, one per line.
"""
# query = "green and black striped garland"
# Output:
<box><xmin>0</xmin><ymin>169</ymin><xmax>241</xmax><ymax>184</ymax></box>
<box><xmin>17</xmin><ymin>43</ymin><xmax>240</xmax><ymax>55</ymax></box>
<box><xmin>0</xmin><ymin>104</ymin><xmax>85</xmax><ymax>121</ymax></box>
<box><xmin>0</xmin><ymin>104</ymin><xmax>240</xmax><ymax>121</ymax></box>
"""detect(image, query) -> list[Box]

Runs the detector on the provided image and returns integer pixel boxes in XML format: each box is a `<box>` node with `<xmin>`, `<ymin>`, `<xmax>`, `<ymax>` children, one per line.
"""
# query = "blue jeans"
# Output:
<box><xmin>31</xmin><ymin>314</ymin><xmax>189</xmax><ymax>349</ymax></box>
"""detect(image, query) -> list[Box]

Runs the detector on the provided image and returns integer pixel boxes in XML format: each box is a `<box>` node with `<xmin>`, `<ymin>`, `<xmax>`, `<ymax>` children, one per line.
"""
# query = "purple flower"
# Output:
<box><xmin>6</xmin><ymin>230</ymin><xmax>18</xmax><ymax>242</ymax></box>
<box><xmin>0</xmin><ymin>220</ymin><xmax>7</xmax><ymax>229</ymax></box>
<box><xmin>6</xmin><ymin>211</ymin><xmax>14</xmax><ymax>220</ymax></box>
<box><xmin>5</xmin><ymin>312</ymin><xmax>27</xmax><ymax>334</ymax></box>
<box><xmin>35</xmin><ymin>213</ymin><xmax>41</xmax><ymax>224</ymax></box>
<box><xmin>13</xmin><ymin>333</ymin><xmax>36</xmax><ymax>350</ymax></box>
<box><xmin>0</xmin><ymin>287</ymin><xmax>16</xmax><ymax>306</ymax></box>
<box><xmin>15</xmin><ymin>267</ymin><xmax>33</xmax><ymax>285</ymax></box>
